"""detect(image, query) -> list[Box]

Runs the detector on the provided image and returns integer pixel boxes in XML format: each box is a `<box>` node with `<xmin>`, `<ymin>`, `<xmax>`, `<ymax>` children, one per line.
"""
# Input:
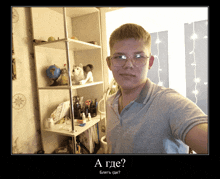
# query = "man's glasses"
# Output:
<box><xmin>109</xmin><ymin>53</ymin><xmax>149</xmax><ymax>67</ymax></box>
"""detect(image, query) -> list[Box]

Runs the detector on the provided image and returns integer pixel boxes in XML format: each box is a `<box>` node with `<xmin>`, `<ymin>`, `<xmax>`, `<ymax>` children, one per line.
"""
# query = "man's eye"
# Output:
<box><xmin>135</xmin><ymin>54</ymin><xmax>143</xmax><ymax>58</ymax></box>
<box><xmin>115</xmin><ymin>55</ymin><xmax>126</xmax><ymax>60</ymax></box>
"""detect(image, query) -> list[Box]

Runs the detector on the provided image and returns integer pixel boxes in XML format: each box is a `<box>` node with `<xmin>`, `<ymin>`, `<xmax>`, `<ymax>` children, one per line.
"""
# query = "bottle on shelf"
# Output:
<box><xmin>82</xmin><ymin>113</ymin><xmax>86</xmax><ymax>124</ymax></box>
<box><xmin>90</xmin><ymin>99</ymin><xmax>98</xmax><ymax>117</ymax></box>
<box><xmin>74</xmin><ymin>96</ymin><xmax>81</xmax><ymax>119</ymax></box>
<box><xmin>88</xmin><ymin>113</ymin><xmax>91</xmax><ymax>121</ymax></box>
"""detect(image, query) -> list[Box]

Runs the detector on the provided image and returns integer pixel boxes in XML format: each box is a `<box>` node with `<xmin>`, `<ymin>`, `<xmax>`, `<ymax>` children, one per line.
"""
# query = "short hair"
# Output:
<box><xmin>109</xmin><ymin>23</ymin><xmax>151</xmax><ymax>51</ymax></box>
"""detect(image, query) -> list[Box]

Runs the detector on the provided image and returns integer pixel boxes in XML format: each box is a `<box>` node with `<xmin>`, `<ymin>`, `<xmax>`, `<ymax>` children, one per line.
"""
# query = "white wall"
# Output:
<box><xmin>12</xmin><ymin>7</ymin><xmax>74</xmax><ymax>153</ymax></box>
<box><xmin>12</xmin><ymin>7</ymin><xmax>41</xmax><ymax>153</ymax></box>
<box><xmin>105</xmin><ymin>7</ymin><xmax>208</xmax><ymax>96</ymax></box>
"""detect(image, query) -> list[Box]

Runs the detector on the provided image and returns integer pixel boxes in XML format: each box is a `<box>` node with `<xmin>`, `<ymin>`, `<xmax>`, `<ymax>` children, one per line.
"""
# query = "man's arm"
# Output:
<box><xmin>185</xmin><ymin>123</ymin><xmax>208</xmax><ymax>154</ymax></box>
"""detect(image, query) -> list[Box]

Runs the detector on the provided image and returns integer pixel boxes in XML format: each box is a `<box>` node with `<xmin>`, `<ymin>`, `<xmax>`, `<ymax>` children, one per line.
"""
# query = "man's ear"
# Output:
<box><xmin>106</xmin><ymin>56</ymin><xmax>112</xmax><ymax>71</ymax></box>
<box><xmin>148</xmin><ymin>55</ymin><xmax>154</xmax><ymax>69</ymax></box>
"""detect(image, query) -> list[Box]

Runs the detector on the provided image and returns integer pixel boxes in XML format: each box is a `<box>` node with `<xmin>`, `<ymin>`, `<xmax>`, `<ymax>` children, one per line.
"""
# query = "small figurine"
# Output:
<box><xmin>82</xmin><ymin>64</ymin><xmax>94</xmax><ymax>84</ymax></box>
<box><xmin>87</xmin><ymin>41</ymin><xmax>98</xmax><ymax>45</ymax></box>
<box><xmin>59</xmin><ymin>64</ymin><xmax>69</xmax><ymax>85</ymax></box>
<box><xmin>71</xmin><ymin>36</ymin><xmax>78</xmax><ymax>40</ymax></box>
<box><xmin>71</xmin><ymin>63</ymin><xmax>94</xmax><ymax>85</ymax></box>
<box><xmin>48</xmin><ymin>36</ymin><xmax>55</xmax><ymax>42</ymax></box>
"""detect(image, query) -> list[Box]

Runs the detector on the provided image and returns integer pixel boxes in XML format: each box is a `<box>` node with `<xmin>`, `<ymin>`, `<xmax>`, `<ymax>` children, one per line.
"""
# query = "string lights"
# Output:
<box><xmin>189</xmin><ymin>20</ymin><xmax>208</xmax><ymax>104</ymax></box>
<box><xmin>155</xmin><ymin>32</ymin><xmax>163</xmax><ymax>86</ymax></box>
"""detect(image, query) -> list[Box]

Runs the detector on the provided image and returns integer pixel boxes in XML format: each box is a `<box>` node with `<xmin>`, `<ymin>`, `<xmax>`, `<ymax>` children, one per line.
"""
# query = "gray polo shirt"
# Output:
<box><xmin>106</xmin><ymin>79</ymin><xmax>208</xmax><ymax>154</ymax></box>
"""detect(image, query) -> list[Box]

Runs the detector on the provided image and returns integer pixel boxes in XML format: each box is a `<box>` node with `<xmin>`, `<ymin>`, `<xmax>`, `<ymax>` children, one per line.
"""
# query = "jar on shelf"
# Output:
<box><xmin>48</xmin><ymin>118</ymin><xmax>54</xmax><ymax>129</ymax></box>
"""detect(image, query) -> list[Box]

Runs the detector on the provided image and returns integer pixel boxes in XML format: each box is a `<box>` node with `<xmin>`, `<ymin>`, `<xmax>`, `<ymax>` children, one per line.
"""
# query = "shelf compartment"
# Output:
<box><xmin>49</xmin><ymin>7</ymin><xmax>99</xmax><ymax>18</ymax></box>
<box><xmin>34</xmin><ymin>38</ymin><xmax>101</xmax><ymax>51</ymax></box>
<box><xmin>43</xmin><ymin>115</ymin><xmax>101</xmax><ymax>137</ymax></box>
<box><xmin>38</xmin><ymin>81</ymin><xmax>103</xmax><ymax>90</ymax></box>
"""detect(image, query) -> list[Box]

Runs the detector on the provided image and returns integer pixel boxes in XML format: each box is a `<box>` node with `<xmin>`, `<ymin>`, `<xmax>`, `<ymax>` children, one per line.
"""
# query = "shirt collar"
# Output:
<box><xmin>135</xmin><ymin>78</ymin><xmax>152</xmax><ymax>104</ymax></box>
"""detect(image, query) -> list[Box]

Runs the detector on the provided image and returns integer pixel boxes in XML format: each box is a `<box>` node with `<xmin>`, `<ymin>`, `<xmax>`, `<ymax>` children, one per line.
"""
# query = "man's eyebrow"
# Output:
<box><xmin>134</xmin><ymin>51</ymin><xmax>145</xmax><ymax>54</ymax></box>
<box><xmin>113</xmin><ymin>52</ymin><xmax>126</xmax><ymax>55</ymax></box>
<box><xmin>113</xmin><ymin>51</ymin><xmax>145</xmax><ymax>55</ymax></box>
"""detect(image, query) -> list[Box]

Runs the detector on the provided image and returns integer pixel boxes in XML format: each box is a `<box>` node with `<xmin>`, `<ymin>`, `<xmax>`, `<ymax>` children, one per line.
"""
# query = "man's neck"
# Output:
<box><xmin>120</xmin><ymin>79</ymin><xmax>147</xmax><ymax>106</ymax></box>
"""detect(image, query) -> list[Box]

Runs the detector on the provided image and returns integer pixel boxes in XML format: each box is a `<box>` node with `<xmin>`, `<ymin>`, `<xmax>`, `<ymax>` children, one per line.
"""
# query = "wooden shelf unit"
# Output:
<box><xmin>31</xmin><ymin>7</ymin><xmax>104</xmax><ymax>154</ymax></box>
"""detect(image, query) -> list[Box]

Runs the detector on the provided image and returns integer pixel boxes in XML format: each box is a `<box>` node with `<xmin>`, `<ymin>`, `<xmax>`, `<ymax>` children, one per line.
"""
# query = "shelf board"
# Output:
<box><xmin>49</xmin><ymin>7</ymin><xmax>99</xmax><ymax>18</ymax></box>
<box><xmin>43</xmin><ymin>115</ymin><xmax>102</xmax><ymax>137</ymax></box>
<box><xmin>34</xmin><ymin>38</ymin><xmax>66</xmax><ymax>49</ymax></box>
<box><xmin>71</xmin><ymin>81</ymin><xmax>103</xmax><ymax>89</ymax></box>
<box><xmin>69</xmin><ymin>39</ymin><xmax>101</xmax><ymax>51</ymax></box>
<box><xmin>38</xmin><ymin>81</ymin><xmax>103</xmax><ymax>90</ymax></box>
<box><xmin>34</xmin><ymin>38</ymin><xmax>101</xmax><ymax>51</ymax></box>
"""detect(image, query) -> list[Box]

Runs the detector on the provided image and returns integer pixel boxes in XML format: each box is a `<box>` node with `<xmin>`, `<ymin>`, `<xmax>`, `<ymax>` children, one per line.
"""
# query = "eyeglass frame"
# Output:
<box><xmin>108</xmin><ymin>53</ymin><xmax>150</xmax><ymax>67</ymax></box>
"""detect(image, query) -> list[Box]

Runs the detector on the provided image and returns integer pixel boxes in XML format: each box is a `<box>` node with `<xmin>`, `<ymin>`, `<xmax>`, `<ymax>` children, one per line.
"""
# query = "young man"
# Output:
<box><xmin>106</xmin><ymin>23</ymin><xmax>208</xmax><ymax>154</ymax></box>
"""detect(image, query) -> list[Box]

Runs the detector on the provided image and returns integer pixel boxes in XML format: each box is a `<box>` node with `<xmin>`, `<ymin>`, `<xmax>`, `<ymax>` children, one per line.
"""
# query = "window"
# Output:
<box><xmin>148</xmin><ymin>31</ymin><xmax>169</xmax><ymax>88</ymax></box>
<box><xmin>184</xmin><ymin>20</ymin><xmax>208</xmax><ymax>114</ymax></box>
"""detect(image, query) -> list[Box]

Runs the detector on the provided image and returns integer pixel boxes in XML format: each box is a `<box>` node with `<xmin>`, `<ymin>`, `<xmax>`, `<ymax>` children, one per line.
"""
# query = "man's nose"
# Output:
<box><xmin>123</xmin><ymin>58</ymin><xmax>135</xmax><ymax>68</ymax></box>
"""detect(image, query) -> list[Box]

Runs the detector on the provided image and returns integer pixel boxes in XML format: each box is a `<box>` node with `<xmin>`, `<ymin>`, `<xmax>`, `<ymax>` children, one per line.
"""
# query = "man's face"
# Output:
<box><xmin>107</xmin><ymin>38</ymin><xmax>154</xmax><ymax>90</ymax></box>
